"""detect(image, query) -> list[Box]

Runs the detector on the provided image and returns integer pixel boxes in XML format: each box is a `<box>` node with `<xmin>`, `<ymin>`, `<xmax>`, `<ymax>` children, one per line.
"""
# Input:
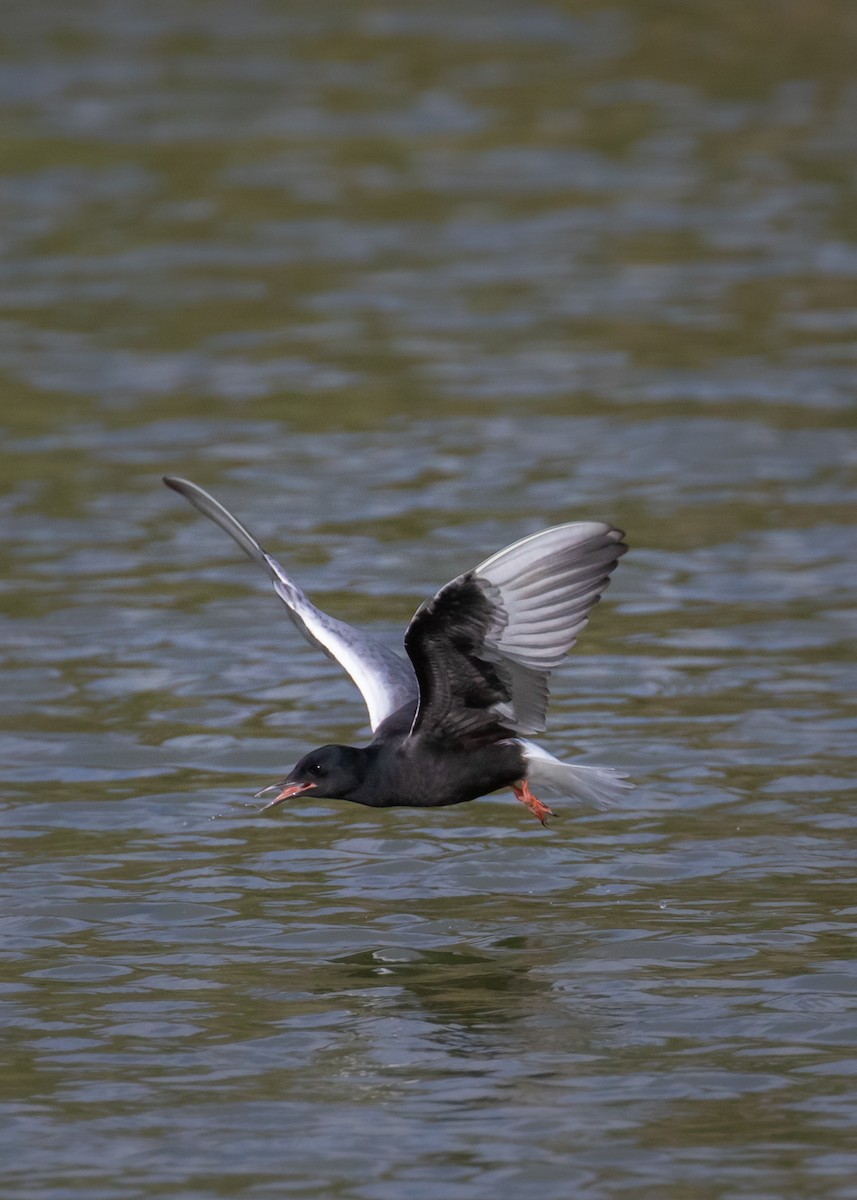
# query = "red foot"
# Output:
<box><xmin>512</xmin><ymin>779</ymin><xmax>555</xmax><ymax>826</ymax></box>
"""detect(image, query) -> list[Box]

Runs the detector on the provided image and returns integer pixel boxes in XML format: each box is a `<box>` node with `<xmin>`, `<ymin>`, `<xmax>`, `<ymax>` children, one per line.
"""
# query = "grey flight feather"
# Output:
<box><xmin>163</xmin><ymin>477</ymin><xmax>418</xmax><ymax>731</ymax></box>
<box><xmin>473</xmin><ymin>521</ymin><xmax>627</xmax><ymax>734</ymax></box>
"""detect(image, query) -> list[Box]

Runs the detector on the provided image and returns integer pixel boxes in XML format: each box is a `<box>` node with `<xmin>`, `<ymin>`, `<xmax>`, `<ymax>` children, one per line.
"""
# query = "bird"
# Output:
<box><xmin>163</xmin><ymin>476</ymin><xmax>630</xmax><ymax>825</ymax></box>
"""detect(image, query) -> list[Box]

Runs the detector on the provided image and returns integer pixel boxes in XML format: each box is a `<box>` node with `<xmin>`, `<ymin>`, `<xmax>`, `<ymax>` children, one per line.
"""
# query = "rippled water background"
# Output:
<box><xmin>3</xmin><ymin>2</ymin><xmax>857</xmax><ymax>1197</ymax></box>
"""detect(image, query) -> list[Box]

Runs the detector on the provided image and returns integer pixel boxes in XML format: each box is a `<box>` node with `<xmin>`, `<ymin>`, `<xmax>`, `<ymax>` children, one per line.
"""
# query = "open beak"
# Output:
<box><xmin>257</xmin><ymin>781</ymin><xmax>316</xmax><ymax>811</ymax></box>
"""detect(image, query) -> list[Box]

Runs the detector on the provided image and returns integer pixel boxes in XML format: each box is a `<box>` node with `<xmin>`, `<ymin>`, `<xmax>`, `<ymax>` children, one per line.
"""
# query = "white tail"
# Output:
<box><xmin>519</xmin><ymin>740</ymin><xmax>632</xmax><ymax>809</ymax></box>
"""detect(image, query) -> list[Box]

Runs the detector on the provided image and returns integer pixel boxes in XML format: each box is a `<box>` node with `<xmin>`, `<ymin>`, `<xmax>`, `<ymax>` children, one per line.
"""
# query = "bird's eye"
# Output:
<box><xmin>308</xmin><ymin>761</ymin><xmax>325</xmax><ymax>777</ymax></box>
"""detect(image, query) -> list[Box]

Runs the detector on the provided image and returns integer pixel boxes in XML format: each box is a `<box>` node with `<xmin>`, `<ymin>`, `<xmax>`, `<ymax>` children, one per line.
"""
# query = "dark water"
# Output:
<box><xmin>2</xmin><ymin>3</ymin><xmax>857</xmax><ymax>1197</ymax></box>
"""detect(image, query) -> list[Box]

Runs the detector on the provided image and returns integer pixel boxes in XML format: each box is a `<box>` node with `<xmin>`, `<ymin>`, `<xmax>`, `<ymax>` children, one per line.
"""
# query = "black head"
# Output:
<box><xmin>261</xmin><ymin>744</ymin><xmax>366</xmax><ymax>809</ymax></box>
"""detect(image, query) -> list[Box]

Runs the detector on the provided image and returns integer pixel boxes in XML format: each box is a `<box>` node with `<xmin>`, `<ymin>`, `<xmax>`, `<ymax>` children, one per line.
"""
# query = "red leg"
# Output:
<box><xmin>512</xmin><ymin>779</ymin><xmax>555</xmax><ymax>826</ymax></box>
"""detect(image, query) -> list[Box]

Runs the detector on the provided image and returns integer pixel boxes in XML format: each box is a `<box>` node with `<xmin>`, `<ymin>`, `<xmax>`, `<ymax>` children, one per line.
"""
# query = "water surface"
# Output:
<box><xmin>2</xmin><ymin>3</ymin><xmax>857</xmax><ymax>1198</ymax></box>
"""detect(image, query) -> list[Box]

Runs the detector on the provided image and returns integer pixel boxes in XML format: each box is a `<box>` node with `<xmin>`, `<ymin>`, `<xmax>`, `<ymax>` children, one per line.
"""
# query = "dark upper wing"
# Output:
<box><xmin>163</xmin><ymin>476</ymin><xmax>418</xmax><ymax>730</ymax></box>
<box><xmin>403</xmin><ymin>573</ymin><xmax>515</xmax><ymax>746</ymax></box>
<box><xmin>404</xmin><ymin>522</ymin><xmax>627</xmax><ymax>743</ymax></box>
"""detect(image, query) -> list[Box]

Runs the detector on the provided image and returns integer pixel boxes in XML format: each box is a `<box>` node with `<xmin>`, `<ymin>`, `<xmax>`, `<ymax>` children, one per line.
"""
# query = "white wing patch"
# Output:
<box><xmin>267</xmin><ymin>559</ymin><xmax>416</xmax><ymax>731</ymax></box>
<box><xmin>164</xmin><ymin>476</ymin><xmax>417</xmax><ymax>731</ymax></box>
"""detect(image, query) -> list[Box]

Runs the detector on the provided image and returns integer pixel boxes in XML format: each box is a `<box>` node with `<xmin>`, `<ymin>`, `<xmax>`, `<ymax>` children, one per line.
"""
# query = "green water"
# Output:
<box><xmin>2</xmin><ymin>2</ymin><xmax>857</xmax><ymax>1198</ymax></box>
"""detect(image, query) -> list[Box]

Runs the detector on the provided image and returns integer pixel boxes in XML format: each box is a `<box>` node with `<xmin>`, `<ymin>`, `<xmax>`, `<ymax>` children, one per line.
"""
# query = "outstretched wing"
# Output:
<box><xmin>404</xmin><ymin>522</ymin><xmax>626</xmax><ymax>743</ymax></box>
<box><xmin>163</xmin><ymin>477</ymin><xmax>418</xmax><ymax>730</ymax></box>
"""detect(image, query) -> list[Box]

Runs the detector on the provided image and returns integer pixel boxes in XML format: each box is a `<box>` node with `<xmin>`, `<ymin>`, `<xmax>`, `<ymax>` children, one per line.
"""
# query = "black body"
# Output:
<box><xmin>284</xmin><ymin>700</ymin><xmax>526</xmax><ymax>808</ymax></box>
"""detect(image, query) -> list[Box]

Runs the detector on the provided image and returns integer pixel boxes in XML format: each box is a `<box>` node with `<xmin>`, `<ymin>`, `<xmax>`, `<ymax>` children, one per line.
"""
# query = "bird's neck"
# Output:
<box><xmin>341</xmin><ymin>743</ymin><xmax>398</xmax><ymax>807</ymax></box>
